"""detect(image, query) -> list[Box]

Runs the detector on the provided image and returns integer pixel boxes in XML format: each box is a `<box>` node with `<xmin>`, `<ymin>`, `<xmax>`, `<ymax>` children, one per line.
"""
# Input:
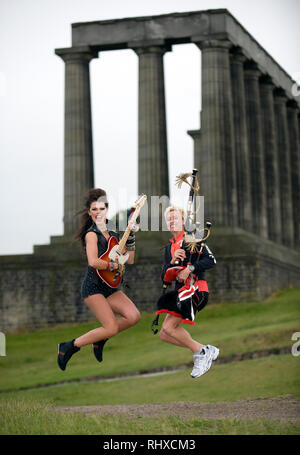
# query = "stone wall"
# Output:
<box><xmin>0</xmin><ymin>229</ymin><xmax>299</xmax><ymax>333</ymax></box>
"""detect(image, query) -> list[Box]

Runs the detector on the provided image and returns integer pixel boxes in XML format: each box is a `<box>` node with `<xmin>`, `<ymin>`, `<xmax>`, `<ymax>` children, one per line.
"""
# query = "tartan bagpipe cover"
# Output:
<box><xmin>151</xmin><ymin>266</ymin><xmax>209</xmax><ymax>332</ymax></box>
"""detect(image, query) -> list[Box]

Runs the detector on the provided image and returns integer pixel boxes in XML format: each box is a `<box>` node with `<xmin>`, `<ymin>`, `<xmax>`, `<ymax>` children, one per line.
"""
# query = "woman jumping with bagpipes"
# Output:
<box><xmin>152</xmin><ymin>170</ymin><xmax>219</xmax><ymax>378</ymax></box>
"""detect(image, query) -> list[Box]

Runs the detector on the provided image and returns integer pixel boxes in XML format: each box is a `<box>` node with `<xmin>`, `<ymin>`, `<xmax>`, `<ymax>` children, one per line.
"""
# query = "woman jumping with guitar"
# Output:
<box><xmin>57</xmin><ymin>188</ymin><xmax>144</xmax><ymax>371</ymax></box>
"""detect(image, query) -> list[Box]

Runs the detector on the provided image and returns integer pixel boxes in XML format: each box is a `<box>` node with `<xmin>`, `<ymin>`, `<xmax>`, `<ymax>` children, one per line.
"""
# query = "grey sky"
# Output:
<box><xmin>0</xmin><ymin>0</ymin><xmax>299</xmax><ymax>254</ymax></box>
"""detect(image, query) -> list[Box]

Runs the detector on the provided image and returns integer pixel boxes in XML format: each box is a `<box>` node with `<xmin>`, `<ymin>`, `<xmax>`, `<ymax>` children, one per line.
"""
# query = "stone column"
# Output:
<box><xmin>230</xmin><ymin>48</ymin><xmax>252</xmax><ymax>230</ymax></box>
<box><xmin>244</xmin><ymin>61</ymin><xmax>268</xmax><ymax>238</ymax></box>
<box><xmin>55</xmin><ymin>46</ymin><xmax>98</xmax><ymax>235</ymax></box>
<box><xmin>130</xmin><ymin>42</ymin><xmax>170</xmax><ymax>200</ymax></box>
<box><xmin>287</xmin><ymin>101</ymin><xmax>300</xmax><ymax>249</ymax></box>
<box><xmin>259</xmin><ymin>75</ymin><xmax>282</xmax><ymax>243</ymax></box>
<box><xmin>273</xmin><ymin>88</ymin><xmax>294</xmax><ymax>247</ymax></box>
<box><xmin>194</xmin><ymin>39</ymin><xmax>238</xmax><ymax>227</ymax></box>
<box><xmin>187</xmin><ymin>129</ymin><xmax>201</xmax><ymax>160</ymax></box>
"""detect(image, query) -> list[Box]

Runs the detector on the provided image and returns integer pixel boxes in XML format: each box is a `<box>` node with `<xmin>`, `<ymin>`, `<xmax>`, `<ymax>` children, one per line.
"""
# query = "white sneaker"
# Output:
<box><xmin>191</xmin><ymin>347</ymin><xmax>212</xmax><ymax>378</ymax></box>
<box><xmin>206</xmin><ymin>344</ymin><xmax>219</xmax><ymax>361</ymax></box>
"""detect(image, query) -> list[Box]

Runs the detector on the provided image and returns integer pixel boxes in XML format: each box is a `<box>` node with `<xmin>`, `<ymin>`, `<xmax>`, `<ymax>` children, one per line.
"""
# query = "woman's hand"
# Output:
<box><xmin>171</xmin><ymin>248</ymin><xmax>186</xmax><ymax>264</ymax></box>
<box><xmin>128</xmin><ymin>219</ymin><xmax>139</xmax><ymax>233</ymax></box>
<box><xmin>176</xmin><ymin>267</ymin><xmax>190</xmax><ymax>282</ymax></box>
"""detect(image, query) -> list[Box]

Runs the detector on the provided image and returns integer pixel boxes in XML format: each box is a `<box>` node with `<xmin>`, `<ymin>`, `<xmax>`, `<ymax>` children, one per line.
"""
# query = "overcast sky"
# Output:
<box><xmin>0</xmin><ymin>0</ymin><xmax>299</xmax><ymax>255</ymax></box>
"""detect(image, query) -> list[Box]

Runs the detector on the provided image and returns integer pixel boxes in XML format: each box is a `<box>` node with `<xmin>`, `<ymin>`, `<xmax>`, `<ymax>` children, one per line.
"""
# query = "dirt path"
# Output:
<box><xmin>57</xmin><ymin>395</ymin><xmax>300</xmax><ymax>422</ymax></box>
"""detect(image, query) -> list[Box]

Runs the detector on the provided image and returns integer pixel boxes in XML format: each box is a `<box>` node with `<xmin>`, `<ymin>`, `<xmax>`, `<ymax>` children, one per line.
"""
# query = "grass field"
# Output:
<box><xmin>1</xmin><ymin>393</ymin><xmax>299</xmax><ymax>435</ymax></box>
<box><xmin>0</xmin><ymin>287</ymin><xmax>300</xmax><ymax>435</ymax></box>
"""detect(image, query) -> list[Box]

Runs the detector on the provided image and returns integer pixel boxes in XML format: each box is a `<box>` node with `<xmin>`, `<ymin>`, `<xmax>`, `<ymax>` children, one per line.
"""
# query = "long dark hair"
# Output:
<box><xmin>74</xmin><ymin>188</ymin><xmax>108</xmax><ymax>248</ymax></box>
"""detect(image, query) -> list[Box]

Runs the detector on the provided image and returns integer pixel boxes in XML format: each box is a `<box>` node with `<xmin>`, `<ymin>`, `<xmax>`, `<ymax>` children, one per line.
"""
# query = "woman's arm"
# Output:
<box><xmin>125</xmin><ymin>220</ymin><xmax>137</xmax><ymax>264</ymax></box>
<box><xmin>193</xmin><ymin>244</ymin><xmax>216</xmax><ymax>274</ymax></box>
<box><xmin>85</xmin><ymin>232</ymin><xmax>113</xmax><ymax>270</ymax></box>
<box><xmin>161</xmin><ymin>245</ymin><xmax>172</xmax><ymax>280</ymax></box>
<box><xmin>126</xmin><ymin>250</ymin><xmax>135</xmax><ymax>264</ymax></box>
<box><xmin>176</xmin><ymin>245</ymin><xmax>216</xmax><ymax>282</ymax></box>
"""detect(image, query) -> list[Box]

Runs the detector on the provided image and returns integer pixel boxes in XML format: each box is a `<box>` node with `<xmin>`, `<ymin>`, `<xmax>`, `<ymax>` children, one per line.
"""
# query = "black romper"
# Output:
<box><xmin>81</xmin><ymin>222</ymin><xmax>120</xmax><ymax>299</ymax></box>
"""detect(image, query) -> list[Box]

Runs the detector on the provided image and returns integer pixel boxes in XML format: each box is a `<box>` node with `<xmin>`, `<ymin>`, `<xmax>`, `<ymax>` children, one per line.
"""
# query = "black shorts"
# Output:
<box><xmin>156</xmin><ymin>289</ymin><xmax>209</xmax><ymax>325</ymax></box>
<box><xmin>81</xmin><ymin>266</ymin><xmax>119</xmax><ymax>299</ymax></box>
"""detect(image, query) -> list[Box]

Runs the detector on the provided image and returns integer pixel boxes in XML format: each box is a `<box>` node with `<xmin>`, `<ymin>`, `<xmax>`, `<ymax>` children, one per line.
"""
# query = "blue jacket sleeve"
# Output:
<box><xmin>193</xmin><ymin>244</ymin><xmax>216</xmax><ymax>275</ymax></box>
<box><xmin>161</xmin><ymin>245</ymin><xmax>172</xmax><ymax>281</ymax></box>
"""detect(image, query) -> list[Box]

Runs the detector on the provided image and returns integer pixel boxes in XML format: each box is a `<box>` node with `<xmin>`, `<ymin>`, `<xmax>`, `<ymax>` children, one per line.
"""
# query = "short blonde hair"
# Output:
<box><xmin>164</xmin><ymin>205</ymin><xmax>187</xmax><ymax>222</ymax></box>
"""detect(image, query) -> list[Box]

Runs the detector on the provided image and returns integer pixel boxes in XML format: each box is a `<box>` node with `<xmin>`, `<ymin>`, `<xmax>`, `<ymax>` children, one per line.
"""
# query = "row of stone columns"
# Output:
<box><xmin>193</xmin><ymin>39</ymin><xmax>300</xmax><ymax>249</ymax></box>
<box><xmin>55</xmin><ymin>41</ymin><xmax>300</xmax><ymax>250</ymax></box>
<box><xmin>55</xmin><ymin>43</ymin><xmax>170</xmax><ymax>233</ymax></box>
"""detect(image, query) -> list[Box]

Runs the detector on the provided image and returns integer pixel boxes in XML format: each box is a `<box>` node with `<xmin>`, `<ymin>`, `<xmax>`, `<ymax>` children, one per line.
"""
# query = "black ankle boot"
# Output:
<box><xmin>57</xmin><ymin>339</ymin><xmax>80</xmax><ymax>371</ymax></box>
<box><xmin>93</xmin><ymin>339</ymin><xmax>108</xmax><ymax>363</ymax></box>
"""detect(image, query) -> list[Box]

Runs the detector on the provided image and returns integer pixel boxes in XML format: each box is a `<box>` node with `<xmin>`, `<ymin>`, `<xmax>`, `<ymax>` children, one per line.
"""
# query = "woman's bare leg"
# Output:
<box><xmin>107</xmin><ymin>291</ymin><xmax>141</xmax><ymax>332</ymax></box>
<box><xmin>159</xmin><ymin>327</ymin><xmax>186</xmax><ymax>347</ymax></box>
<box><xmin>74</xmin><ymin>291</ymin><xmax>140</xmax><ymax>348</ymax></box>
<box><xmin>160</xmin><ymin>314</ymin><xmax>204</xmax><ymax>353</ymax></box>
<box><xmin>74</xmin><ymin>294</ymin><xmax>119</xmax><ymax>347</ymax></box>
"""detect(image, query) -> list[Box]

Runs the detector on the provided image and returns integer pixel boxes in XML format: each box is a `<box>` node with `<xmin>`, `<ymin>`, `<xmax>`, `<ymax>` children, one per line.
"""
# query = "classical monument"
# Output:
<box><xmin>1</xmin><ymin>10</ymin><xmax>299</xmax><ymax>332</ymax></box>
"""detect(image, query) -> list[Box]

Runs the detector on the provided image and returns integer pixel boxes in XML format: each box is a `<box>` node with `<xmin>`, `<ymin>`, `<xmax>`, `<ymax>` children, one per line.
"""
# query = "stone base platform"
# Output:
<box><xmin>0</xmin><ymin>229</ymin><xmax>299</xmax><ymax>333</ymax></box>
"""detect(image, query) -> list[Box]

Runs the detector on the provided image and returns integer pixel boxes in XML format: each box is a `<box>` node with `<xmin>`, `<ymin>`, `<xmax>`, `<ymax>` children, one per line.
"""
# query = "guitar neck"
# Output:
<box><xmin>117</xmin><ymin>210</ymin><xmax>139</xmax><ymax>254</ymax></box>
<box><xmin>117</xmin><ymin>226</ymin><xmax>131</xmax><ymax>253</ymax></box>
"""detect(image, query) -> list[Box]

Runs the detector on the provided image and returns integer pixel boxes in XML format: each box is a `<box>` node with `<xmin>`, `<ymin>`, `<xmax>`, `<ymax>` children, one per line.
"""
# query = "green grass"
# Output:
<box><xmin>0</xmin><ymin>287</ymin><xmax>300</xmax><ymax>435</ymax></box>
<box><xmin>1</xmin><ymin>287</ymin><xmax>299</xmax><ymax>392</ymax></box>
<box><xmin>1</xmin><ymin>354</ymin><xmax>299</xmax><ymax>406</ymax></box>
<box><xmin>1</xmin><ymin>354</ymin><xmax>299</xmax><ymax>435</ymax></box>
<box><xmin>1</xmin><ymin>397</ymin><xmax>299</xmax><ymax>435</ymax></box>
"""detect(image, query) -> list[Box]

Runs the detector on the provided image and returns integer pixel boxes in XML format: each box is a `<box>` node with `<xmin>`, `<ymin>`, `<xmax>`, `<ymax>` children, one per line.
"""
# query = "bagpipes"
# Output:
<box><xmin>151</xmin><ymin>169</ymin><xmax>212</xmax><ymax>334</ymax></box>
<box><xmin>175</xmin><ymin>168</ymin><xmax>212</xmax><ymax>254</ymax></box>
<box><xmin>164</xmin><ymin>168</ymin><xmax>212</xmax><ymax>284</ymax></box>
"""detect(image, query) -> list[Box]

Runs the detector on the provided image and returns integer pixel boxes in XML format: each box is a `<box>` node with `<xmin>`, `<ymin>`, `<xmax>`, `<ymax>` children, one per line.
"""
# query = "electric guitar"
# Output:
<box><xmin>94</xmin><ymin>194</ymin><xmax>147</xmax><ymax>288</ymax></box>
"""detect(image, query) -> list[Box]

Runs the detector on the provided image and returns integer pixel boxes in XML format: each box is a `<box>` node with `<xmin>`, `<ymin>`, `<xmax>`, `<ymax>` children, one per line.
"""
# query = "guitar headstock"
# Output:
<box><xmin>135</xmin><ymin>194</ymin><xmax>147</xmax><ymax>210</ymax></box>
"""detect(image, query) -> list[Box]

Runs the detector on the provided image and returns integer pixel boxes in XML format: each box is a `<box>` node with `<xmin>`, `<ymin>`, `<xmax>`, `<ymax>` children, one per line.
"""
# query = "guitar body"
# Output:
<box><xmin>93</xmin><ymin>194</ymin><xmax>147</xmax><ymax>289</ymax></box>
<box><xmin>94</xmin><ymin>236</ymin><xmax>129</xmax><ymax>288</ymax></box>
